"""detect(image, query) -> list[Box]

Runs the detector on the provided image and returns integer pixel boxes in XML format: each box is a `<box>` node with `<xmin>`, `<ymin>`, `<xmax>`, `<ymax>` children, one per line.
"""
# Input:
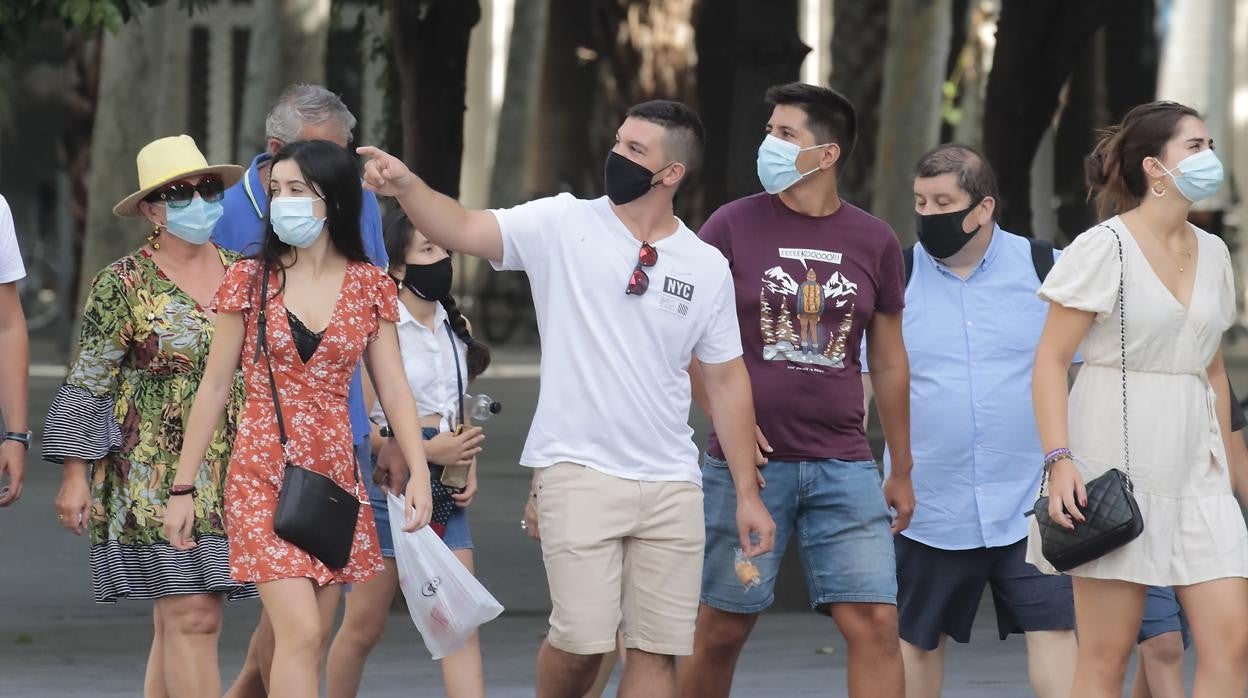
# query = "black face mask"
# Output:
<box><xmin>604</xmin><ymin>151</ymin><xmax>669</xmax><ymax>205</ymax></box>
<box><xmin>915</xmin><ymin>202</ymin><xmax>980</xmax><ymax>259</ymax></box>
<box><xmin>399</xmin><ymin>257</ymin><xmax>453</xmax><ymax>301</ymax></box>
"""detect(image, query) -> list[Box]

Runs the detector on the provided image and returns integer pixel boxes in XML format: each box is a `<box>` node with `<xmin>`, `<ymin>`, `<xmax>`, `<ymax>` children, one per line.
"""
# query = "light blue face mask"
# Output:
<box><xmin>164</xmin><ymin>197</ymin><xmax>224</xmax><ymax>245</ymax></box>
<box><xmin>756</xmin><ymin>134</ymin><xmax>832</xmax><ymax>194</ymax></box>
<box><xmin>270</xmin><ymin>196</ymin><xmax>326</xmax><ymax>249</ymax></box>
<box><xmin>1156</xmin><ymin>149</ymin><xmax>1224</xmax><ymax>203</ymax></box>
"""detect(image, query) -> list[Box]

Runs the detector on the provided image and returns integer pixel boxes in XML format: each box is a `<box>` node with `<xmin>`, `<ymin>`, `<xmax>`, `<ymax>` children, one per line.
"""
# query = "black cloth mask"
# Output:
<box><xmin>915</xmin><ymin>203</ymin><xmax>980</xmax><ymax>259</ymax></box>
<box><xmin>604</xmin><ymin>151</ymin><xmax>669</xmax><ymax>205</ymax></box>
<box><xmin>399</xmin><ymin>257</ymin><xmax>453</xmax><ymax>301</ymax></box>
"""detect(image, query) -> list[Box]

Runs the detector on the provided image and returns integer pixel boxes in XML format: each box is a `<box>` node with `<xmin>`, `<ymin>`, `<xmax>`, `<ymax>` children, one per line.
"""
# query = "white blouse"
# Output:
<box><xmin>370</xmin><ymin>301</ymin><xmax>468</xmax><ymax>434</ymax></box>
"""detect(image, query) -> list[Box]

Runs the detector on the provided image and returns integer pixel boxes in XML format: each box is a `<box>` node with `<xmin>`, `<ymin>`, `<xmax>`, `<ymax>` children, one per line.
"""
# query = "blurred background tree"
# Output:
<box><xmin>2</xmin><ymin>0</ymin><xmax>1246</xmax><ymax>346</ymax></box>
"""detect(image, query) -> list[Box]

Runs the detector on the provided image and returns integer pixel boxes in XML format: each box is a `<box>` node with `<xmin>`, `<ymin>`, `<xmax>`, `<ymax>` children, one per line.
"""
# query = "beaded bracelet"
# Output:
<box><xmin>1042</xmin><ymin>448</ymin><xmax>1073</xmax><ymax>470</ymax></box>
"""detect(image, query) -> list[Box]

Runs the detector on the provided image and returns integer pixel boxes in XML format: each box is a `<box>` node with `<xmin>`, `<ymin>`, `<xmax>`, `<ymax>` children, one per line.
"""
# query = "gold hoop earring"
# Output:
<box><xmin>146</xmin><ymin>227</ymin><xmax>162</xmax><ymax>251</ymax></box>
<box><xmin>1151</xmin><ymin>180</ymin><xmax>1167</xmax><ymax>197</ymax></box>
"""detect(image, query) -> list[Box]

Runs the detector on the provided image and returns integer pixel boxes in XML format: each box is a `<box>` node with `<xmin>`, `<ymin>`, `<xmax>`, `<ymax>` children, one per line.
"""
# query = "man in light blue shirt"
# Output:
<box><xmin>863</xmin><ymin>144</ymin><xmax>1077</xmax><ymax>698</ymax></box>
<box><xmin>214</xmin><ymin>83</ymin><xmax>386</xmax><ymax>694</ymax></box>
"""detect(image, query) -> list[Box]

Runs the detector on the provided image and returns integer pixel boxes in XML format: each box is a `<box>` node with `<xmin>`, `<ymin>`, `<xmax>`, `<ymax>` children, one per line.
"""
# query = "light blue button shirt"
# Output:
<box><xmin>864</xmin><ymin>226</ymin><xmax>1064</xmax><ymax>550</ymax></box>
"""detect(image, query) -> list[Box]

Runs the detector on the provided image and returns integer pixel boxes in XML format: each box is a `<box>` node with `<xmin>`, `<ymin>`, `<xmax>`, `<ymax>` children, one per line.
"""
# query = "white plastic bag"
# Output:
<box><xmin>387</xmin><ymin>493</ymin><xmax>504</xmax><ymax>659</ymax></box>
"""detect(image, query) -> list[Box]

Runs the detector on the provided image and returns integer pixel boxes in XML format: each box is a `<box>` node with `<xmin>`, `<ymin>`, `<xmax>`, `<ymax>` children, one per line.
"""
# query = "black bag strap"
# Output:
<box><xmin>444</xmin><ymin>319</ymin><xmax>465</xmax><ymax>429</ymax></box>
<box><xmin>255</xmin><ymin>262</ymin><xmax>289</xmax><ymax>452</ymax></box>
<box><xmin>255</xmin><ymin>261</ymin><xmax>358</xmax><ymax>483</ymax></box>
<box><xmin>1106</xmin><ymin>225</ymin><xmax>1131</xmax><ymax>481</ymax></box>
<box><xmin>904</xmin><ymin>237</ymin><xmax>1056</xmax><ymax>286</ymax></box>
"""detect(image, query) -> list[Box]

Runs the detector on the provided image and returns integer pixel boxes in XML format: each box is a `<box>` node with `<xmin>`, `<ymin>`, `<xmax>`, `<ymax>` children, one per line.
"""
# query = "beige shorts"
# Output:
<box><xmin>535</xmin><ymin>462</ymin><xmax>704</xmax><ymax>656</ymax></box>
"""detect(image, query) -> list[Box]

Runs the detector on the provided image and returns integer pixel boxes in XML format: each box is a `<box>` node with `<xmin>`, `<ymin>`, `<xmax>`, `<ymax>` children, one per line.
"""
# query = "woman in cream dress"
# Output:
<box><xmin>1029</xmin><ymin>101</ymin><xmax>1248</xmax><ymax>697</ymax></box>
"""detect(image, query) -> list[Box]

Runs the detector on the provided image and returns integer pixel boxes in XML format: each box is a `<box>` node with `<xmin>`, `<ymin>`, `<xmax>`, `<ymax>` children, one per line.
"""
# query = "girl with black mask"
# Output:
<box><xmin>326</xmin><ymin>208</ymin><xmax>492</xmax><ymax>698</ymax></box>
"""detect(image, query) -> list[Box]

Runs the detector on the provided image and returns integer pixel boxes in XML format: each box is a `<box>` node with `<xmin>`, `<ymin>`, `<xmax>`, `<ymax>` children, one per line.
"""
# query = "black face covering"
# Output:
<box><xmin>400</xmin><ymin>257</ymin><xmax>453</xmax><ymax>301</ymax></box>
<box><xmin>604</xmin><ymin>151</ymin><xmax>668</xmax><ymax>205</ymax></box>
<box><xmin>915</xmin><ymin>202</ymin><xmax>980</xmax><ymax>259</ymax></box>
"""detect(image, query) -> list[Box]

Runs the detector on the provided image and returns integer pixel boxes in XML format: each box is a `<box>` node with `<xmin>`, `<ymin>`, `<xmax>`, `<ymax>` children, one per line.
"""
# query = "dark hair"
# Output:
<box><xmin>765</xmin><ymin>82</ymin><xmax>857</xmax><ymax>163</ymax></box>
<box><xmin>625</xmin><ymin>100</ymin><xmax>706</xmax><ymax>179</ymax></box>
<box><xmin>915</xmin><ymin>143</ymin><xmax>999</xmax><ymax>213</ymax></box>
<box><xmin>1085</xmin><ymin>101</ymin><xmax>1200</xmax><ymax>218</ymax></box>
<box><xmin>382</xmin><ymin>208</ymin><xmax>492</xmax><ymax>380</ymax></box>
<box><xmin>252</xmin><ymin>140</ymin><xmax>367</xmax><ymax>300</ymax></box>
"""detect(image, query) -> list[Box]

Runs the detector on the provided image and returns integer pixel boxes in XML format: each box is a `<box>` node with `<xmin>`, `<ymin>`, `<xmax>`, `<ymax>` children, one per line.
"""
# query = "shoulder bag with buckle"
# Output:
<box><xmin>257</xmin><ymin>261</ymin><xmax>361</xmax><ymax>570</ymax></box>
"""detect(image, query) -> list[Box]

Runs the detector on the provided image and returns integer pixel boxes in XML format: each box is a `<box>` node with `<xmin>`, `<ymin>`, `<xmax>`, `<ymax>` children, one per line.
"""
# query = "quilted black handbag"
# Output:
<box><xmin>1032</xmin><ymin>226</ymin><xmax>1144</xmax><ymax>572</ymax></box>
<box><xmin>256</xmin><ymin>262</ymin><xmax>361</xmax><ymax>570</ymax></box>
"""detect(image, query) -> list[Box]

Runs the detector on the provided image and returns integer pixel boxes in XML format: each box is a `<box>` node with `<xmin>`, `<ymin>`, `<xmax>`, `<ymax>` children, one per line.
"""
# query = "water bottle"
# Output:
<box><xmin>466</xmin><ymin>393</ymin><xmax>502</xmax><ymax>423</ymax></box>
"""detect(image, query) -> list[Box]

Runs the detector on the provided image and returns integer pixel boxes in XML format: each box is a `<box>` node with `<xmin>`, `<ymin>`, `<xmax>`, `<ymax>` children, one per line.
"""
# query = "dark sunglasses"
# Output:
<box><xmin>625</xmin><ymin>242</ymin><xmax>659</xmax><ymax>296</ymax></box>
<box><xmin>146</xmin><ymin>176</ymin><xmax>226</xmax><ymax>209</ymax></box>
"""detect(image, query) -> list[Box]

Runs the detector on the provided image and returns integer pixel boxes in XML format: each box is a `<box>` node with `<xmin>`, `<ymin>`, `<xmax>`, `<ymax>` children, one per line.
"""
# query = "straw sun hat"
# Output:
<box><xmin>113</xmin><ymin>135</ymin><xmax>245</xmax><ymax>217</ymax></box>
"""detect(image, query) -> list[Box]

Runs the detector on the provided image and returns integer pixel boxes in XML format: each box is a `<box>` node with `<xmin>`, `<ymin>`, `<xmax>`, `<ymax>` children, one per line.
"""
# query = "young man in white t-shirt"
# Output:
<box><xmin>0</xmin><ymin>194</ymin><xmax>31</xmax><ymax>506</ymax></box>
<box><xmin>359</xmin><ymin>100</ymin><xmax>775</xmax><ymax>698</ymax></box>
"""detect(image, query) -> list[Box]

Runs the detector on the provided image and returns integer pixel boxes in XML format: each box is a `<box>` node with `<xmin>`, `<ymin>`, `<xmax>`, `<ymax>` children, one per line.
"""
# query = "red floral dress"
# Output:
<box><xmin>211</xmin><ymin>259</ymin><xmax>398</xmax><ymax>585</ymax></box>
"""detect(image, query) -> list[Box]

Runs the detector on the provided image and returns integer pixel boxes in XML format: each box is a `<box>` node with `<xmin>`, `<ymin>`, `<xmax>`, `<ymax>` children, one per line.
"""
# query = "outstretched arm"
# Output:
<box><xmin>357</xmin><ymin>146</ymin><xmax>504</xmax><ymax>264</ymax></box>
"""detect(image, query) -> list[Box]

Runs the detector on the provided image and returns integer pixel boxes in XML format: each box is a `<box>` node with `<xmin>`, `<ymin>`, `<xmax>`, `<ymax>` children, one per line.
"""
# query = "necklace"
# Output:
<box><xmin>1143</xmin><ymin>225</ymin><xmax>1193</xmax><ymax>273</ymax></box>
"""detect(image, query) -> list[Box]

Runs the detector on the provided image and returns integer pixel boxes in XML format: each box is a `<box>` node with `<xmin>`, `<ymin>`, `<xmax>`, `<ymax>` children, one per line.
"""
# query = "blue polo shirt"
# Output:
<box><xmin>863</xmin><ymin>226</ymin><xmax>1065</xmax><ymax>550</ymax></box>
<box><xmin>214</xmin><ymin>152</ymin><xmax>388</xmax><ymax>445</ymax></box>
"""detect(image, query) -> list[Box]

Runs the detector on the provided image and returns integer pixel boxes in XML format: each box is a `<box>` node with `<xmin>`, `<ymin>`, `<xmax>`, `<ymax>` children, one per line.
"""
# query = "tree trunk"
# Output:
<box><xmin>390</xmin><ymin>0</ymin><xmax>481</xmax><ymax>199</ymax></box>
<box><xmin>75</xmin><ymin>5</ymin><xmax>189</xmax><ymax>317</ymax></box>
<box><xmin>829</xmin><ymin>1</ymin><xmax>890</xmax><ymax>209</ymax></box>
<box><xmin>981</xmin><ymin>0</ymin><xmax>1112</xmax><ymax>236</ymax></box>
<box><xmin>235</xmin><ymin>0</ymin><xmax>331</xmax><ymax>162</ymax></box>
<box><xmin>871</xmin><ymin>0</ymin><xmax>953</xmax><ymax>243</ymax></box>
<box><xmin>488</xmin><ymin>0</ymin><xmax>552</xmax><ymax>209</ymax></box>
<box><xmin>587</xmin><ymin>0</ymin><xmax>702</xmax><ymax>220</ymax></box>
<box><xmin>696</xmin><ymin>0</ymin><xmax>807</xmax><ymax>219</ymax></box>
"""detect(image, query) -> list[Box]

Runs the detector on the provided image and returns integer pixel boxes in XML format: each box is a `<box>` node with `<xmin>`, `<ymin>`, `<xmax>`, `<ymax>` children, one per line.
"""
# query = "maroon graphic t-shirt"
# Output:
<box><xmin>700</xmin><ymin>193</ymin><xmax>905</xmax><ymax>462</ymax></box>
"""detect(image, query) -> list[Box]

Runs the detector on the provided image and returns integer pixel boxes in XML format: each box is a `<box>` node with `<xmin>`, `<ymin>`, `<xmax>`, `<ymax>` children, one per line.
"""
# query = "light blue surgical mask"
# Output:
<box><xmin>1156</xmin><ymin>149</ymin><xmax>1224</xmax><ymax>203</ymax></box>
<box><xmin>756</xmin><ymin>134</ymin><xmax>831</xmax><ymax>194</ymax></box>
<box><xmin>270</xmin><ymin>196</ymin><xmax>326</xmax><ymax>248</ymax></box>
<box><xmin>164</xmin><ymin>197</ymin><xmax>224</xmax><ymax>245</ymax></box>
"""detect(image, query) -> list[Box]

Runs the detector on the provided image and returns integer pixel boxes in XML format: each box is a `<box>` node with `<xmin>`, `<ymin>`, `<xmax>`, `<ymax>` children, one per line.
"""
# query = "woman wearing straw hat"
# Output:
<box><xmin>43</xmin><ymin>135</ymin><xmax>255</xmax><ymax>697</ymax></box>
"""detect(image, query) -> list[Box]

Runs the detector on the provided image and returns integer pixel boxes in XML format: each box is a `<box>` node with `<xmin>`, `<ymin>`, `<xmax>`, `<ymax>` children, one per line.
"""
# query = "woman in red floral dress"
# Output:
<box><xmin>165</xmin><ymin>140</ymin><xmax>433</xmax><ymax>697</ymax></box>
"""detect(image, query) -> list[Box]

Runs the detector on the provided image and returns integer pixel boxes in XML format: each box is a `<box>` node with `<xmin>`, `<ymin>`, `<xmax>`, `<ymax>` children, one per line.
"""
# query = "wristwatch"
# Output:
<box><xmin>379</xmin><ymin>425</ymin><xmax>395</xmax><ymax>438</ymax></box>
<box><xmin>3</xmin><ymin>431</ymin><xmax>32</xmax><ymax>450</ymax></box>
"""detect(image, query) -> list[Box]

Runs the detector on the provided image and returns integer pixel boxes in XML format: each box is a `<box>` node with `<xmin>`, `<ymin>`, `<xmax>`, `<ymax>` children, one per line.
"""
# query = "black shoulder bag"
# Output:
<box><xmin>256</xmin><ymin>262</ymin><xmax>361</xmax><ymax>570</ymax></box>
<box><xmin>1032</xmin><ymin>226</ymin><xmax>1144</xmax><ymax>572</ymax></box>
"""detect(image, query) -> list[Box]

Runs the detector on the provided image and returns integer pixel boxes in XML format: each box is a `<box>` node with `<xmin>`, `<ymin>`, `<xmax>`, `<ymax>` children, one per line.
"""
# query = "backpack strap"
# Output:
<box><xmin>1029</xmin><ymin>238</ymin><xmax>1056</xmax><ymax>282</ymax></box>
<box><xmin>906</xmin><ymin>237</ymin><xmax>1054</xmax><ymax>285</ymax></box>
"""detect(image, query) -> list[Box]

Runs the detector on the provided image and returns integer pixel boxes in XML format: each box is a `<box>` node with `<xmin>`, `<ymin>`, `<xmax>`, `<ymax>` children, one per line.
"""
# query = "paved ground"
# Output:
<box><xmin>3</xmin><ymin>336</ymin><xmax>1228</xmax><ymax>696</ymax></box>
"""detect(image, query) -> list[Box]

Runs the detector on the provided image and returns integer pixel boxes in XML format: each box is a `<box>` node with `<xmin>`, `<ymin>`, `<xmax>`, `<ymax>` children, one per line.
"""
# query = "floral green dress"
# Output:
<box><xmin>42</xmin><ymin>246</ymin><xmax>256</xmax><ymax>602</ymax></box>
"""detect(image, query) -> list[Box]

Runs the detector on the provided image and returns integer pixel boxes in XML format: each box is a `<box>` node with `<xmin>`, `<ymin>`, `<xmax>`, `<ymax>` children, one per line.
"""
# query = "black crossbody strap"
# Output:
<box><xmin>444</xmin><ymin>319</ymin><xmax>465</xmax><ymax>429</ymax></box>
<box><xmin>256</xmin><ymin>262</ymin><xmax>289</xmax><ymax>451</ymax></box>
<box><xmin>1107</xmin><ymin>225</ymin><xmax>1131</xmax><ymax>480</ymax></box>
<box><xmin>255</xmin><ymin>261</ymin><xmax>358</xmax><ymax>484</ymax></box>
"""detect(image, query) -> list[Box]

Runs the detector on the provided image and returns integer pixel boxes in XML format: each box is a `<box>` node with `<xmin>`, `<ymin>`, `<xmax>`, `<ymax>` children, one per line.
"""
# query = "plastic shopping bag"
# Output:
<box><xmin>387</xmin><ymin>493</ymin><xmax>505</xmax><ymax>659</ymax></box>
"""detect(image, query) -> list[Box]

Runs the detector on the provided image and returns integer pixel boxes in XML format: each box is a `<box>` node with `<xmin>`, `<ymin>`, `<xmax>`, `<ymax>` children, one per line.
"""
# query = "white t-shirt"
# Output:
<box><xmin>0</xmin><ymin>195</ymin><xmax>26</xmax><ymax>284</ymax></box>
<box><xmin>491</xmin><ymin>194</ymin><xmax>742</xmax><ymax>485</ymax></box>
<box><xmin>370</xmin><ymin>300</ymin><xmax>468</xmax><ymax>434</ymax></box>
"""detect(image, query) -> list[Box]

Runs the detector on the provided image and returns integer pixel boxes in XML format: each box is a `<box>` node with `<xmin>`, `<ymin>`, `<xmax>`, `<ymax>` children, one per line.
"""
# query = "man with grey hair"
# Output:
<box><xmin>861</xmin><ymin>143</ymin><xmax>1078</xmax><ymax>697</ymax></box>
<box><xmin>214</xmin><ymin>83</ymin><xmax>385</xmax><ymax>698</ymax></box>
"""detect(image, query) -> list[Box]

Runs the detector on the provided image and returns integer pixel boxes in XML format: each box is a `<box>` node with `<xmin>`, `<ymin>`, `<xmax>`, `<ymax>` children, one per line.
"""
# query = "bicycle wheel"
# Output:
<box><xmin>478</xmin><ymin>272</ymin><xmax>526</xmax><ymax>345</ymax></box>
<box><xmin>17</xmin><ymin>253</ymin><xmax>64</xmax><ymax>331</ymax></box>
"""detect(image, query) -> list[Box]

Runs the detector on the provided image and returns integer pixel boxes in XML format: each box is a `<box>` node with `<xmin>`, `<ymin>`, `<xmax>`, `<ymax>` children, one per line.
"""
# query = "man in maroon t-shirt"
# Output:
<box><xmin>677</xmin><ymin>83</ymin><xmax>914</xmax><ymax>698</ymax></box>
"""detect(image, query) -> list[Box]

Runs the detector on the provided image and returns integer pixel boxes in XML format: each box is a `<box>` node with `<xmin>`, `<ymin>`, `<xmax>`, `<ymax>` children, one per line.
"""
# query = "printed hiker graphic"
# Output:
<box><xmin>760</xmin><ymin>262</ymin><xmax>857</xmax><ymax>368</ymax></box>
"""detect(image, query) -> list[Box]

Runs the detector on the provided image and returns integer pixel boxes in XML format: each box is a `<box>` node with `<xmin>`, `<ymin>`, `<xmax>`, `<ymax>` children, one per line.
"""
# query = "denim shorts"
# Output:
<box><xmin>360</xmin><ymin>427</ymin><xmax>473</xmax><ymax>556</ymax></box>
<box><xmin>700</xmin><ymin>454</ymin><xmax>897</xmax><ymax>613</ymax></box>
<box><xmin>1139</xmin><ymin>586</ymin><xmax>1190</xmax><ymax>648</ymax></box>
<box><xmin>895</xmin><ymin>536</ymin><xmax>1074</xmax><ymax>650</ymax></box>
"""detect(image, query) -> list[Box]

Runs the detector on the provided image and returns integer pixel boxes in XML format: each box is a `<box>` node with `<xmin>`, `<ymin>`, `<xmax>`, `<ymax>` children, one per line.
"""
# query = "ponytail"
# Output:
<box><xmin>1083</xmin><ymin>101</ymin><xmax>1200</xmax><ymax>219</ymax></box>
<box><xmin>441</xmin><ymin>294</ymin><xmax>491</xmax><ymax>380</ymax></box>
